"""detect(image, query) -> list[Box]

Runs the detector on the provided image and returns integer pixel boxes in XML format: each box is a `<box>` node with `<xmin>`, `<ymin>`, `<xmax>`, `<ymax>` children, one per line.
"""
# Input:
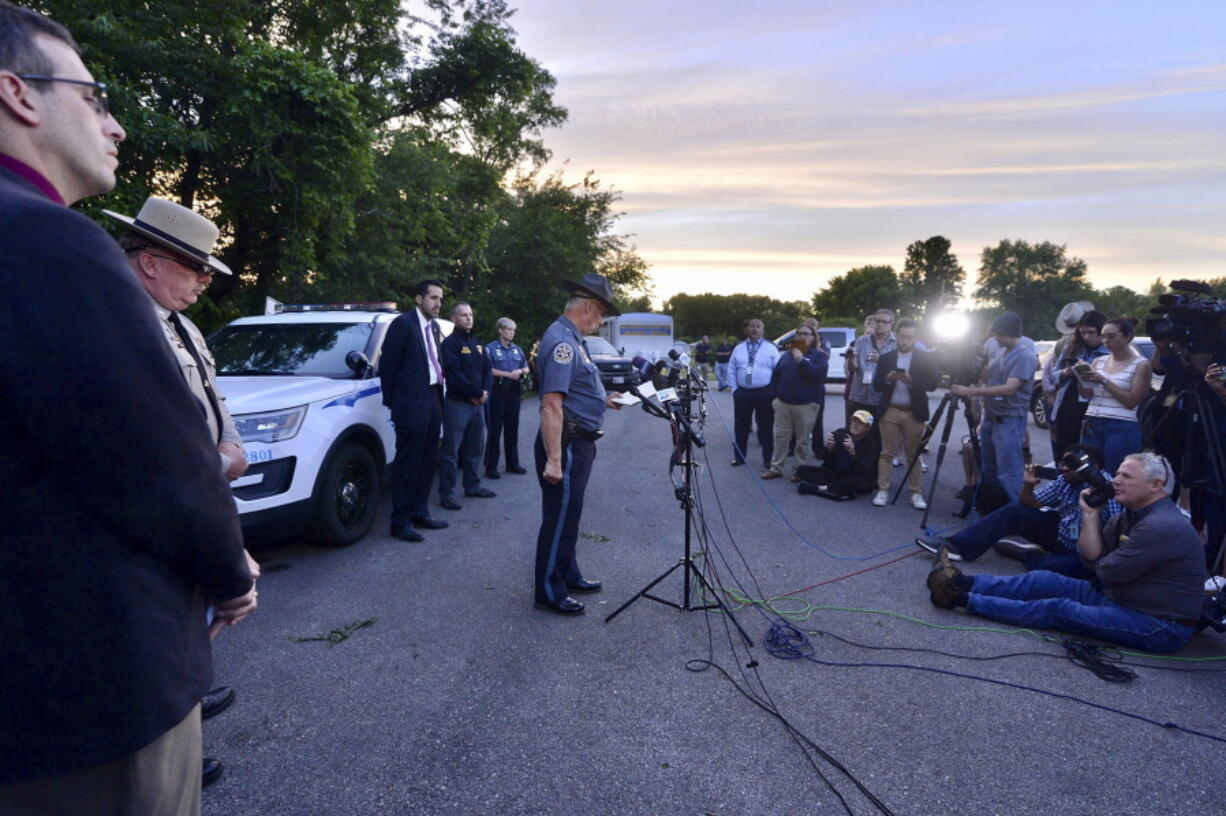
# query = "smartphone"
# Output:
<box><xmin>1074</xmin><ymin>362</ymin><xmax>1092</xmax><ymax>377</ymax></box>
<box><xmin>893</xmin><ymin>368</ymin><xmax>906</xmax><ymax>377</ymax></box>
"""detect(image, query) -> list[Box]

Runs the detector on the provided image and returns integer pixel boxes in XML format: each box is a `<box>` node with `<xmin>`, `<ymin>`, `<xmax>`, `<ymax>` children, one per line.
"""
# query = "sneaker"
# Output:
<box><xmin>993</xmin><ymin>537</ymin><xmax>1044</xmax><ymax>562</ymax></box>
<box><xmin>892</xmin><ymin>457</ymin><xmax>902</xmax><ymax>468</ymax></box>
<box><xmin>927</xmin><ymin>547</ymin><xmax>964</xmax><ymax>609</ymax></box>
<box><xmin>871</xmin><ymin>491</ymin><xmax>888</xmax><ymax>506</ymax></box>
<box><xmin>920</xmin><ymin>456</ymin><xmax>929</xmax><ymax>473</ymax></box>
<box><xmin>1205</xmin><ymin>576</ymin><xmax>1226</xmax><ymax>595</ymax></box>
<box><xmin>910</xmin><ymin>493</ymin><xmax>928</xmax><ymax>510</ymax></box>
<box><xmin>915</xmin><ymin>535</ymin><xmax>962</xmax><ymax>561</ymax></box>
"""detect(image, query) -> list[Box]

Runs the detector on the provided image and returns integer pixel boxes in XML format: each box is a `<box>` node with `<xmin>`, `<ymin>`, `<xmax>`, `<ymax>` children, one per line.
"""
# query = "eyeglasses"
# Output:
<box><xmin>17</xmin><ymin>75</ymin><xmax>109</xmax><ymax>118</ymax></box>
<box><xmin>875</xmin><ymin>318</ymin><xmax>894</xmax><ymax>324</ymax></box>
<box><xmin>125</xmin><ymin>246</ymin><xmax>213</xmax><ymax>277</ymax></box>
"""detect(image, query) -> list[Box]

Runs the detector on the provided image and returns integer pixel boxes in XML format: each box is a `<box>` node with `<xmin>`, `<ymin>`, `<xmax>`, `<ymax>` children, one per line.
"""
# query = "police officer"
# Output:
<box><xmin>484</xmin><ymin>316</ymin><xmax>530</xmax><ymax>478</ymax></box>
<box><xmin>533</xmin><ymin>273</ymin><xmax>624</xmax><ymax>615</ymax></box>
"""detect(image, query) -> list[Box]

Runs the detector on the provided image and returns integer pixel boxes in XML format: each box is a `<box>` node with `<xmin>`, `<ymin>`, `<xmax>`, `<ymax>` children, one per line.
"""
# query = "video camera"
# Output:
<box><xmin>933</xmin><ymin>341</ymin><xmax>989</xmax><ymax>387</ymax></box>
<box><xmin>1145</xmin><ymin>280</ymin><xmax>1226</xmax><ymax>359</ymax></box>
<box><xmin>1063</xmin><ymin>450</ymin><xmax>1115</xmax><ymax>508</ymax></box>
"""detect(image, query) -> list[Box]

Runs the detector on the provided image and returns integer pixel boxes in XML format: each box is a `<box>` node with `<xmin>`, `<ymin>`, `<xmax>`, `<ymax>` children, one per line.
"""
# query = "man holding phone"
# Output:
<box><xmin>871</xmin><ymin>318</ymin><xmax>939</xmax><ymax>508</ymax></box>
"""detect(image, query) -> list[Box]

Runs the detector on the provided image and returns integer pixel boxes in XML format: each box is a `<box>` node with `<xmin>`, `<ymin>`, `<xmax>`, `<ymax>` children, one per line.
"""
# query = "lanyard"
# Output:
<box><xmin>746</xmin><ymin>339</ymin><xmax>761</xmax><ymax>367</ymax></box>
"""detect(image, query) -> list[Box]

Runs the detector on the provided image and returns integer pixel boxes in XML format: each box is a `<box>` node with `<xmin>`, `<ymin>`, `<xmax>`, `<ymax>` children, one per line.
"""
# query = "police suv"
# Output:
<box><xmin>208</xmin><ymin>301</ymin><xmax>451</xmax><ymax>547</ymax></box>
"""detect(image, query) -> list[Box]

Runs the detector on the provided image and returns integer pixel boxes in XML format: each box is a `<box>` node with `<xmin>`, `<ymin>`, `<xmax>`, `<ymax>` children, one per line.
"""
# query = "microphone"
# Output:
<box><xmin>629</xmin><ymin>382</ymin><xmax>670</xmax><ymax>419</ymax></box>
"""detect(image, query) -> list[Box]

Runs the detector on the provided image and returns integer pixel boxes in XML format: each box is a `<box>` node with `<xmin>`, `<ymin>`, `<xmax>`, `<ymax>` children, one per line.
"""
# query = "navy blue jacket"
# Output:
<box><xmin>774</xmin><ymin>347</ymin><xmax>829</xmax><ymax>404</ymax></box>
<box><xmin>441</xmin><ymin>329</ymin><xmax>494</xmax><ymax>400</ymax></box>
<box><xmin>380</xmin><ymin>308</ymin><xmax>440</xmax><ymax>421</ymax></box>
<box><xmin>0</xmin><ymin>165</ymin><xmax>252</xmax><ymax>783</ymax></box>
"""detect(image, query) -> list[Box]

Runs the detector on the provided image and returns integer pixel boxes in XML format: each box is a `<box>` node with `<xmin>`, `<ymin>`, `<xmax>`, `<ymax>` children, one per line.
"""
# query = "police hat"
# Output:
<box><xmin>561</xmin><ymin>272</ymin><xmax>621</xmax><ymax>317</ymax></box>
<box><xmin>103</xmin><ymin>197</ymin><xmax>232</xmax><ymax>275</ymax></box>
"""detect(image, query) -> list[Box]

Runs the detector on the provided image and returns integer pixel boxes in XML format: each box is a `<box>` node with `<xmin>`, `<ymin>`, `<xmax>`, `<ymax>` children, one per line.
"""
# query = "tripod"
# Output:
<box><xmin>605</xmin><ymin>400</ymin><xmax>754</xmax><ymax>647</ymax></box>
<box><xmin>891</xmin><ymin>390</ymin><xmax>982</xmax><ymax>528</ymax></box>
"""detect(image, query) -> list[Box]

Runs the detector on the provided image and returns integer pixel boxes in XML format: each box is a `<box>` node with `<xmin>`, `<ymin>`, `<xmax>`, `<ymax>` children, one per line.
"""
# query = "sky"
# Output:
<box><xmin>507</xmin><ymin>0</ymin><xmax>1226</xmax><ymax>306</ymax></box>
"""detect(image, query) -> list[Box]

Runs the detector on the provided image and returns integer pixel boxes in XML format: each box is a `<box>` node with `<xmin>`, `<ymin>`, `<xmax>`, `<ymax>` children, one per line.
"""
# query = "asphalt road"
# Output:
<box><xmin>204</xmin><ymin>386</ymin><xmax>1226</xmax><ymax>815</ymax></box>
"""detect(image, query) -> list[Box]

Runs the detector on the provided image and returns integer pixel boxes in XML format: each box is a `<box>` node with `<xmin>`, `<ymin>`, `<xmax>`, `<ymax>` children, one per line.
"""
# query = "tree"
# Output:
<box><xmin>811</xmin><ymin>265</ymin><xmax>905</xmax><ymax>322</ymax></box>
<box><xmin>662</xmin><ymin>293</ymin><xmax>808</xmax><ymax>341</ymax></box>
<box><xmin>1090</xmin><ymin>285</ymin><xmax>1150</xmax><ymax>324</ymax></box>
<box><xmin>900</xmin><ymin>236</ymin><xmax>964</xmax><ymax>319</ymax></box>
<box><xmin>975</xmin><ymin>240</ymin><xmax>1094</xmax><ymax>340</ymax></box>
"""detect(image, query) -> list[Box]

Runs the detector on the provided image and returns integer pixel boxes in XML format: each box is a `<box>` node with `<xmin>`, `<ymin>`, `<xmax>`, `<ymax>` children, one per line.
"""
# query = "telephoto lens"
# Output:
<box><xmin>1063</xmin><ymin>451</ymin><xmax>1115</xmax><ymax>508</ymax></box>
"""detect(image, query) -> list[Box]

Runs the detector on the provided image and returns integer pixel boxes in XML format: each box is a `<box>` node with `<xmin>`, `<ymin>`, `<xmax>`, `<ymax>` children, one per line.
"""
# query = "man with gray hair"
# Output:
<box><xmin>926</xmin><ymin>452</ymin><xmax>1209</xmax><ymax>652</ymax></box>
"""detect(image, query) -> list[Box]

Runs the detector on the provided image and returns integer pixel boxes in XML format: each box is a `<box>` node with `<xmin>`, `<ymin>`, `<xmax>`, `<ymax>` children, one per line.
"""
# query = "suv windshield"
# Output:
<box><xmin>585</xmin><ymin>336</ymin><xmax>620</xmax><ymax>356</ymax></box>
<box><xmin>209</xmin><ymin>322</ymin><xmax>373</xmax><ymax>378</ymax></box>
<box><xmin>820</xmin><ymin>330</ymin><xmax>850</xmax><ymax>349</ymax></box>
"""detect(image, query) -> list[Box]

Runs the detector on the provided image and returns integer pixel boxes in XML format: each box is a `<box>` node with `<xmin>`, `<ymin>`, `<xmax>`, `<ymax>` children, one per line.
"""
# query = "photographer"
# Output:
<box><xmin>763</xmin><ymin>324</ymin><xmax>828</xmax><ymax>480</ymax></box>
<box><xmin>950</xmin><ymin>312</ymin><xmax>1038</xmax><ymax>502</ymax></box>
<box><xmin>926</xmin><ymin>453</ymin><xmax>1208</xmax><ymax>653</ymax></box>
<box><xmin>797</xmin><ymin>410</ymin><xmax>880</xmax><ymax>499</ymax></box>
<box><xmin>916</xmin><ymin>444</ymin><xmax>1122</xmax><ymax>578</ymax></box>
<box><xmin>871</xmin><ymin>318</ymin><xmax>939</xmax><ymax>509</ymax></box>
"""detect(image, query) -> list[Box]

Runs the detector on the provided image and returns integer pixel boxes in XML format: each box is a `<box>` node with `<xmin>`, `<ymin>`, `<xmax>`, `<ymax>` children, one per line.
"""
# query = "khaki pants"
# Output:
<box><xmin>769</xmin><ymin>399</ymin><xmax>818</xmax><ymax>475</ymax></box>
<box><xmin>0</xmin><ymin>703</ymin><xmax>202</xmax><ymax>816</ymax></box>
<box><xmin>878</xmin><ymin>404</ymin><xmax>925</xmax><ymax>493</ymax></box>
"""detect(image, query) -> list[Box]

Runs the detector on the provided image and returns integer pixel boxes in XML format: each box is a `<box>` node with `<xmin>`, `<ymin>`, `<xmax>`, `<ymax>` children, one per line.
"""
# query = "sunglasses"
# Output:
<box><xmin>18</xmin><ymin>75</ymin><xmax>109</xmax><ymax>118</ymax></box>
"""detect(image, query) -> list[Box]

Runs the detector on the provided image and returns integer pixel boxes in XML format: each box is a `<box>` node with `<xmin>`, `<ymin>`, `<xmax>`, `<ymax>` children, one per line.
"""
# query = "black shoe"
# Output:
<box><xmin>390</xmin><ymin>525</ymin><xmax>424</xmax><ymax>542</ymax></box>
<box><xmin>927</xmin><ymin>546</ymin><xmax>964</xmax><ymax>609</ymax></box>
<box><xmin>993</xmin><ymin>537</ymin><xmax>1044</xmax><ymax>562</ymax></box>
<box><xmin>440</xmin><ymin>497</ymin><xmax>462</xmax><ymax>511</ymax></box>
<box><xmin>201</xmin><ymin>686</ymin><xmax>235</xmax><ymax>720</ymax></box>
<box><xmin>484</xmin><ymin>469</ymin><xmax>501</xmax><ymax>479</ymax></box>
<box><xmin>534</xmin><ymin>596</ymin><xmax>585</xmax><ymax>615</ymax></box>
<box><xmin>465</xmin><ymin>487</ymin><xmax>497</xmax><ymax>498</ymax></box>
<box><xmin>506</xmin><ymin>466</ymin><xmax>528</xmax><ymax>475</ymax></box>
<box><xmin>410</xmin><ymin>515</ymin><xmax>449</xmax><ymax>530</ymax></box>
<box><xmin>915</xmin><ymin>535</ymin><xmax>963</xmax><ymax>561</ymax></box>
<box><xmin>566</xmin><ymin>578</ymin><xmax>602</xmax><ymax>594</ymax></box>
<box><xmin>203</xmin><ymin>757</ymin><xmax>223</xmax><ymax>788</ymax></box>
<box><xmin>730</xmin><ymin>459</ymin><xmax>745</xmax><ymax>467</ymax></box>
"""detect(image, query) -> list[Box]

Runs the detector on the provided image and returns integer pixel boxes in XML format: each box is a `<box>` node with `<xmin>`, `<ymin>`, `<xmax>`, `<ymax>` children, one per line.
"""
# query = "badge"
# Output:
<box><xmin>477</xmin><ymin>344</ymin><xmax>483</xmax><ymax>353</ymax></box>
<box><xmin>553</xmin><ymin>343</ymin><xmax>574</xmax><ymax>364</ymax></box>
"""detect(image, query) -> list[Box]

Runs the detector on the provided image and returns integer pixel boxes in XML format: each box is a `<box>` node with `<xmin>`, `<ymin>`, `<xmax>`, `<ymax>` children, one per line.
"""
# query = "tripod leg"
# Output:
<box><xmin>604</xmin><ymin>560</ymin><xmax>687</xmax><ymax>623</ymax></box>
<box><xmin>892</xmin><ymin>394</ymin><xmax>951</xmax><ymax>505</ymax></box>
<box><xmin>686</xmin><ymin>562</ymin><xmax>754</xmax><ymax>647</ymax></box>
<box><xmin>919</xmin><ymin>396</ymin><xmax>962</xmax><ymax>529</ymax></box>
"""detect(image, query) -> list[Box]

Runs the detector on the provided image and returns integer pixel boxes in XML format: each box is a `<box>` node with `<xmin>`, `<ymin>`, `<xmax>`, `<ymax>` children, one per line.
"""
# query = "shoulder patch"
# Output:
<box><xmin>553</xmin><ymin>343</ymin><xmax>574</xmax><ymax>364</ymax></box>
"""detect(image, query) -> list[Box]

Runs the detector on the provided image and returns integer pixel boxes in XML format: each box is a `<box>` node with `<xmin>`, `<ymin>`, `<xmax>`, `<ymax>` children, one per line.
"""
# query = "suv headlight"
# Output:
<box><xmin>233</xmin><ymin>406</ymin><xmax>307</xmax><ymax>444</ymax></box>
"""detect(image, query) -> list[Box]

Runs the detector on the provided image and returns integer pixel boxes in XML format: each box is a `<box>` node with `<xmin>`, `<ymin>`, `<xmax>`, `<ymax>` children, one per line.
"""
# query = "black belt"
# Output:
<box><xmin>564</xmin><ymin>417</ymin><xmax>603</xmax><ymax>443</ymax></box>
<box><xmin>986</xmin><ymin>414</ymin><xmax>1020</xmax><ymax>423</ymax></box>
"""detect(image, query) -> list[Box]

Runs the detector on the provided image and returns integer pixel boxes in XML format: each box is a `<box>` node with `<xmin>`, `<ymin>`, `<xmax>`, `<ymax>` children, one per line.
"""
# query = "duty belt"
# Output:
<box><xmin>564</xmin><ymin>416</ymin><xmax>603</xmax><ymax>443</ymax></box>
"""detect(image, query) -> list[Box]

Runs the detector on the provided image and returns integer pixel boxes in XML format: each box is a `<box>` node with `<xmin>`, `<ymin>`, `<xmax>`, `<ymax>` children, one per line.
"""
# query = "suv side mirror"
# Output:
<box><xmin>345</xmin><ymin>351</ymin><xmax>371</xmax><ymax>375</ymax></box>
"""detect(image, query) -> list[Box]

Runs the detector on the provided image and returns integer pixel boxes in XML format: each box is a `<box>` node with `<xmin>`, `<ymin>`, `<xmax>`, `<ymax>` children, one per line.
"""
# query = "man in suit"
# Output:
<box><xmin>871</xmin><ymin>318</ymin><xmax>939</xmax><ymax>509</ymax></box>
<box><xmin>0</xmin><ymin>5</ymin><xmax>256</xmax><ymax>812</ymax></box>
<box><xmin>380</xmin><ymin>279</ymin><xmax>451</xmax><ymax>541</ymax></box>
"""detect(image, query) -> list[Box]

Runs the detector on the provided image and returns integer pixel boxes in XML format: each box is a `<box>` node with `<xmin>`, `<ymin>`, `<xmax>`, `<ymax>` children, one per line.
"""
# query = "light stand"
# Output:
<box><xmin>605</xmin><ymin>387</ymin><xmax>754</xmax><ymax>647</ymax></box>
<box><xmin>890</xmin><ymin>390</ymin><xmax>982</xmax><ymax>528</ymax></box>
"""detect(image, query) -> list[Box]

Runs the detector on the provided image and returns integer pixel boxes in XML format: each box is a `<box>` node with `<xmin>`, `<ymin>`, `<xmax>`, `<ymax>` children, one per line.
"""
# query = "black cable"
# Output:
<box><xmin>1057</xmin><ymin>639</ymin><xmax>1137</xmax><ymax>683</ymax></box>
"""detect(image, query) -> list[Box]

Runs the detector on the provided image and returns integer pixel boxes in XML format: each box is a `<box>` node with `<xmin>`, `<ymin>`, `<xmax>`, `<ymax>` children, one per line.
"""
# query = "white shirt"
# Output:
<box><xmin>891</xmin><ymin>350</ymin><xmax>914</xmax><ymax>407</ymax></box>
<box><xmin>419</xmin><ymin>308</ymin><xmax>441</xmax><ymax>386</ymax></box>
<box><xmin>729</xmin><ymin>338</ymin><xmax>781</xmax><ymax>392</ymax></box>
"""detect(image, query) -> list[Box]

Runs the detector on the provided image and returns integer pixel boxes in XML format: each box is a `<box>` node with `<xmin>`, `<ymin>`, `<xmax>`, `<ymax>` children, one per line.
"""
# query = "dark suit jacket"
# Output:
<box><xmin>0</xmin><ymin>167</ymin><xmax>252</xmax><ymax>783</ymax></box>
<box><xmin>872</xmin><ymin>347</ymin><xmax>940</xmax><ymax>423</ymax></box>
<box><xmin>380</xmin><ymin>308</ymin><xmax>438</xmax><ymax>421</ymax></box>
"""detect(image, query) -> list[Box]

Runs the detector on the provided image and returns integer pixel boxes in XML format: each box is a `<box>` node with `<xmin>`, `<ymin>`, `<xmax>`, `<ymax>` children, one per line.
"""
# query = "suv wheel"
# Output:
<box><xmin>1030</xmin><ymin>386</ymin><xmax>1049</xmax><ymax>430</ymax></box>
<box><xmin>307</xmin><ymin>442</ymin><xmax>379</xmax><ymax>547</ymax></box>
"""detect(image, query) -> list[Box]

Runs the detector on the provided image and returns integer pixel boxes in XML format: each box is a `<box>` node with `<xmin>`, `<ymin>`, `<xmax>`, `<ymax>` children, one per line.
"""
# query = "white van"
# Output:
<box><xmin>600</xmin><ymin>312</ymin><xmax>675</xmax><ymax>361</ymax></box>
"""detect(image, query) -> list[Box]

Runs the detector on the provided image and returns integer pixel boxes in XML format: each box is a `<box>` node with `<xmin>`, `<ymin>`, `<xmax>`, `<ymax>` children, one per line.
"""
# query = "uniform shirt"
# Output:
<box><xmin>1096</xmin><ymin>498</ymin><xmax>1208</xmax><ymax>621</ymax></box>
<box><xmin>1032</xmin><ymin>473</ymin><xmax>1123</xmax><ymax>552</ymax></box>
<box><xmin>983</xmin><ymin>341</ymin><xmax>1037</xmax><ymax>418</ymax></box>
<box><xmin>441</xmin><ymin>329</ymin><xmax>493</xmax><ymax>401</ymax></box>
<box><xmin>537</xmin><ymin>315</ymin><xmax>607</xmax><ymax>433</ymax></box>
<box><xmin>694</xmin><ymin>341</ymin><xmax>711</xmax><ymax>363</ymax></box>
<box><xmin>728</xmin><ymin>338</ymin><xmax>780</xmax><ymax>392</ymax></box>
<box><xmin>487</xmin><ymin>340</ymin><xmax>528</xmax><ymax>390</ymax></box>
<box><xmin>153</xmin><ymin>303</ymin><xmax>241</xmax><ymax>470</ymax></box>
<box><xmin>849</xmin><ymin>332</ymin><xmax>897</xmax><ymax>406</ymax></box>
<box><xmin>714</xmin><ymin>342</ymin><xmax>734</xmax><ymax>364</ymax></box>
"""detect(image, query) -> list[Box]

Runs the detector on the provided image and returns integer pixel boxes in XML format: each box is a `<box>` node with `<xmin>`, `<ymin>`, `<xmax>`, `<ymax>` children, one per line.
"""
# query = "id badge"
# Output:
<box><xmin>745</xmin><ymin>371</ymin><xmax>754</xmax><ymax>385</ymax></box>
<box><xmin>862</xmin><ymin>365</ymin><xmax>875</xmax><ymax>385</ymax></box>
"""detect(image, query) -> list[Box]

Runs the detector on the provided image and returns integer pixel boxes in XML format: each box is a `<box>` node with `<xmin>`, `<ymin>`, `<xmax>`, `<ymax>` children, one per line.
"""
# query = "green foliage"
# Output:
<box><xmin>900</xmin><ymin>236</ymin><xmax>965</xmax><ymax>319</ymax></box>
<box><xmin>663</xmin><ymin>293</ymin><xmax>809</xmax><ymax>341</ymax></box>
<box><xmin>975</xmin><ymin>240</ymin><xmax>1094</xmax><ymax>340</ymax></box>
<box><xmin>811</xmin><ymin>265</ymin><xmax>905</xmax><ymax>321</ymax></box>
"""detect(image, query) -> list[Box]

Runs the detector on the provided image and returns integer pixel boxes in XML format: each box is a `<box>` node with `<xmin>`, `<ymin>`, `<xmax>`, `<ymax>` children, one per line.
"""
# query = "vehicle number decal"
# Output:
<box><xmin>245</xmin><ymin>448</ymin><xmax>274</xmax><ymax>463</ymax></box>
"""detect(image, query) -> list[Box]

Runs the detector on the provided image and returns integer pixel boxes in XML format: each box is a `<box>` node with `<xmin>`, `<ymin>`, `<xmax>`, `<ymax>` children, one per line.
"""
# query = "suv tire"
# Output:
<box><xmin>1030</xmin><ymin>386</ymin><xmax>1049</xmax><ymax>430</ymax></box>
<box><xmin>307</xmin><ymin>442</ymin><xmax>379</xmax><ymax>547</ymax></box>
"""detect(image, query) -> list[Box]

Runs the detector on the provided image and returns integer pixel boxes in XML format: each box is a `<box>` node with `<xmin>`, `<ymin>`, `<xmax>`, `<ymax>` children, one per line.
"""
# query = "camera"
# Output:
<box><xmin>831</xmin><ymin>428</ymin><xmax>849</xmax><ymax>447</ymax></box>
<box><xmin>1145</xmin><ymin>279</ymin><xmax>1226</xmax><ymax>357</ymax></box>
<box><xmin>934</xmin><ymin>341</ymin><xmax>989</xmax><ymax>387</ymax></box>
<box><xmin>1033</xmin><ymin>465</ymin><xmax>1061</xmax><ymax>480</ymax></box>
<box><xmin>1062</xmin><ymin>450</ymin><xmax>1115</xmax><ymax>508</ymax></box>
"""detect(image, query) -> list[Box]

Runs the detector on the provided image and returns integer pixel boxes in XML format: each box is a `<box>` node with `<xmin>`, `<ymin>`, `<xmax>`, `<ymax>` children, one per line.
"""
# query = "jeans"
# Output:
<box><xmin>949</xmin><ymin>503</ymin><xmax>1060</xmax><ymax>561</ymax></box>
<box><xmin>967</xmin><ymin>571</ymin><xmax>1194</xmax><ymax>653</ymax></box>
<box><xmin>716</xmin><ymin>362</ymin><xmax>730</xmax><ymax>389</ymax></box>
<box><xmin>1080</xmin><ymin>415</ymin><xmax>1141</xmax><ymax>475</ymax></box>
<box><xmin>733</xmin><ymin>387</ymin><xmax>775</xmax><ymax>466</ymax></box>
<box><xmin>439</xmin><ymin>398</ymin><xmax>485</xmax><ymax>499</ymax></box>
<box><xmin>979</xmin><ymin>414</ymin><xmax>1026</xmax><ymax>502</ymax></box>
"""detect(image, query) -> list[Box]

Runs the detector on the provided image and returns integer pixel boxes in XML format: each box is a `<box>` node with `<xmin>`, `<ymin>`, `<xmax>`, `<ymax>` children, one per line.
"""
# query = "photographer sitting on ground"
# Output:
<box><xmin>797</xmin><ymin>410</ymin><xmax>881</xmax><ymax>499</ymax></box>
<box><xmin>925</xmin><ymin>452</ymin><xmax>1208</xmax><ymax>653</ymax></box>
<box><xmin>915</xmin><ymin>444</ymin><xmax>1123</xmax><ymax>578</ymax></box>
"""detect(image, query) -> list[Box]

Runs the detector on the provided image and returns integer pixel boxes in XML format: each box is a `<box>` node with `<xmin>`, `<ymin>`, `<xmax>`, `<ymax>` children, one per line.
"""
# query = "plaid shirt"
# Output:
<box><xmin>1033</xmin><ymin>474</ymin><xmax>1123</xmax><ymax>552</ymax></box>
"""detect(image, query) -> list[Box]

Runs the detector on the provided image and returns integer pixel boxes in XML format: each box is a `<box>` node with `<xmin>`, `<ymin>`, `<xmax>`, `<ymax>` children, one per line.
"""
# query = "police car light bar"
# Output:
<box><xmin>270</xmin><ymin>301</ymin><xmax>399</xmax><ymax>314</ymax></box>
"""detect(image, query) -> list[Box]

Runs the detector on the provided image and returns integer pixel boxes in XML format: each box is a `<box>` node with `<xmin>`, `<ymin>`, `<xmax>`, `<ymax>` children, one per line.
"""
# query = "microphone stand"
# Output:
<box><xmin>605</xmin><ymin>392</ymin><xmax>753</xmax><ymax>647</ymax></box>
